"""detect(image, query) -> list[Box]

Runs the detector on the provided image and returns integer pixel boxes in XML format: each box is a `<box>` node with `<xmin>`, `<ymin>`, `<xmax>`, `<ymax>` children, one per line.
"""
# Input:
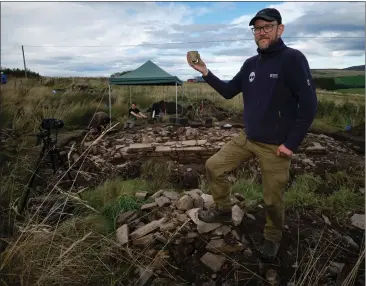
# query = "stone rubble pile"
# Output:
<box><xmin>66</xmin><ymin>125</ymin><xmax>362</xmax><ymax>173</ymax></box>
<box><xmin>113</xmin><ymin>187</ymin><xmax>365</xmax><ymax>286</ymax></box>
<box><xmin>62</xmin><ymin>125</ymin><xmax>365</xmax><ymax>190</ymax></box>
<box><xmin>115</xmin><ymin>188</ymin><xmax>250</xmax><ymax>286</ymax></box>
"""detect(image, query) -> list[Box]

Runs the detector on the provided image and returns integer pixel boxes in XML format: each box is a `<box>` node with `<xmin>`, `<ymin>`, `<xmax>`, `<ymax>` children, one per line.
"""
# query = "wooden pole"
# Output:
<box><xmin>22</xmin><ymin>45</ymin><xmax>27</xmax><ymax>78</ymax></box>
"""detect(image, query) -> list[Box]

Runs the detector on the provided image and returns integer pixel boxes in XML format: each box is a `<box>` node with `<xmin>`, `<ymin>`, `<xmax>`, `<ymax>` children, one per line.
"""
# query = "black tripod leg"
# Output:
<box><xmin>16</xmin><ymin>146</ymin><xmax>45</xmax><ymax>214</ymax></box>
<box><xmin>50</xmin><ymin>149</ymin><xmax>59</xmax><ymax>174</ymax></box>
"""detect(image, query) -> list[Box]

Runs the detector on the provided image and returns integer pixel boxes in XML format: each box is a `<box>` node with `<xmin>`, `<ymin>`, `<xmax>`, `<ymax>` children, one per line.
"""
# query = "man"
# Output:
<box><xmin>124</xmin><ymin>103</ymin><xmax>147</xmax><ymax>129</ymax></box>
<box><xmin>186</xmin><ymin>8</ymin><xmax>317</xmax><ymax>261</ymax></box>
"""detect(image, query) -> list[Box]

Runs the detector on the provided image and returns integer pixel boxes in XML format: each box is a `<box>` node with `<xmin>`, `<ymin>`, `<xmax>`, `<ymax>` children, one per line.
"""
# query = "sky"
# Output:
<box><xmin>1</xmin><ymin>1</ymin><xmax>365</xmax><ymax>80</ymax></box>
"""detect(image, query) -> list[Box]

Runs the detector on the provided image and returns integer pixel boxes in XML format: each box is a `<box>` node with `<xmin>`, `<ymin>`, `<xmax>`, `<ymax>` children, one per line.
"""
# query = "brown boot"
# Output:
<box><xmin>259</xmin><ymin>239</ymin><xmax>280</xmax><ymax>262</ymax></box>
<box><xmin>198</xmin><ymin>207</ymin><xmax>232</xmax><ymax>224</ymax></box>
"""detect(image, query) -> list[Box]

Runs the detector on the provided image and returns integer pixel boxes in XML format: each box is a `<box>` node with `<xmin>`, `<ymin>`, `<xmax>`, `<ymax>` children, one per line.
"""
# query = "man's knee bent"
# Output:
<box><xmin>205</xmin><ymin>155</ymin><xmax>225</xmax><ymax>179</ymax></box>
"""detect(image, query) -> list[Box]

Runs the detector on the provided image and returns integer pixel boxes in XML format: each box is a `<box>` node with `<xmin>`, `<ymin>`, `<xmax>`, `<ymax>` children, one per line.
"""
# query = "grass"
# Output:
<box><xmin>231</xmin><ymin>177</ymin><xmax>263</xmax><ymax>205</ymax></box>
<box><xmin>335</xmin><ymin>88</ymin><xmax>365</xmax><ymax>95</ymax></box>
<box><xmin>1</xmin><ymin>177</ymin><xmax>150</xmax><ymax>285</ymax></box>
<box><xmin>1</xmin><ymin>216</ymin><xmax>131</xmax><ymax>286</ymax></box>
<box><xmin>79</xmin><ymin>178</ymin><xmax>149</xmax><ymax>227</ymax></box>
<box><xmin>140</xmin><ymin>157</ymin><xmax>176</xmax><ymax>190</ymax></box>
<box><xmin>285</xmin><ymin>173</ymin><xmax>365</xmax><ymax>220</ymax></box>
<box><xmin>228</xmin><ymin>173</ymin><xmax>364</xmax><ymax>222</ymax></box>
<box><xmin>312</xmin><ymin>99</ymin><xmax>365</xmax><ymax>132</ymax></box>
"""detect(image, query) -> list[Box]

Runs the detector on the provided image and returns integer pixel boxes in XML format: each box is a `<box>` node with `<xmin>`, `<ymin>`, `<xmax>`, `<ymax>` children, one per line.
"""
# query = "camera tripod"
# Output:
<box><xmin>16</xmin><ymin>128</ymin><xmax>74</xmax><ymax>214</ymax></box>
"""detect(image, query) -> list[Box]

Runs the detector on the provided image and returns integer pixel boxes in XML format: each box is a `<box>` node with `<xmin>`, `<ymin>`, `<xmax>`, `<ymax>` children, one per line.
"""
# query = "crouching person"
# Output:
<box><xmin>124</xmin><ymin>103</ymin><xmax>147</xmax><ymax>129</ymax></box>
<box><xmin>90</xmin><ymin>111</ymin><xmax>111</xmax><ymax>134</ymax></box>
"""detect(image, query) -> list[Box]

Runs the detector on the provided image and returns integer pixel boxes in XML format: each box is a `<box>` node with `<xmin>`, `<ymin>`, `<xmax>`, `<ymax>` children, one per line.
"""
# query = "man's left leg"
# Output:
<box><xmin>129</xmin><ymin>120</ymin><xmax>136</xmax><ymax>128</ymax></box>
<box><xmin>251</xmin><ymin>140</ymin><xmax>291</xmax><ymax>261</ymax></box>
<box><xmin>123</xmin><ymin>121</ymin><xmax>130</xmax><ymax>129</ymax></box>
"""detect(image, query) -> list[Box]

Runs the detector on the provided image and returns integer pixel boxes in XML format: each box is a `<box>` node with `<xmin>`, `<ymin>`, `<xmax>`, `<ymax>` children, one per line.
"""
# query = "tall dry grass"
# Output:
<box><xmin>1</xmin><ymin>77</ymin><xmax>363</xmax><ymax>135</ymax></box>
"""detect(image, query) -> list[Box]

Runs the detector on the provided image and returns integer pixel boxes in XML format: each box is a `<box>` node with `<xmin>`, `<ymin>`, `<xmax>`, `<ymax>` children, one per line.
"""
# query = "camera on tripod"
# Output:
<box><xmin>16</xmin><ymin>117</ymin><xmax>73</xmax><ymax>215</ymax></box>
<box><xmin>36</xmin><ymin>118</ymin><xmax>64</xmax><ymax>146</ymax></box>
<box><xmin>41</xmin><ymin>118</ymin><xmax>64</xmax><ymax>130</ymax></box>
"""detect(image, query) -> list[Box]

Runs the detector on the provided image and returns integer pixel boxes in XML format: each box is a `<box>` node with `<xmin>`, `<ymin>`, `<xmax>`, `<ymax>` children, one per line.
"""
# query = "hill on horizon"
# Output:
<box><xmin>342</xmin><ymin>65</ymin><xmax>365</xmax><ymax>71</ymax></box>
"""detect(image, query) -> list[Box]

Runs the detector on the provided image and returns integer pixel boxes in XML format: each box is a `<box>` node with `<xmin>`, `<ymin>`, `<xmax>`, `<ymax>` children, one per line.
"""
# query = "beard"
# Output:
<box><xmin>256</xmin><ymin>32</ymin><xmax>279</xmax><ymax>50</ymax></box>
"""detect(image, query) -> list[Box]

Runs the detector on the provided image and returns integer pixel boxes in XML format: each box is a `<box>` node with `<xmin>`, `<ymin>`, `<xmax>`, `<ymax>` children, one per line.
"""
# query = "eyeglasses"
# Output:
<box><xmin>251</xmin><ymin>24</ymin><xmax>278</xmax><ymax>35</ymax></box>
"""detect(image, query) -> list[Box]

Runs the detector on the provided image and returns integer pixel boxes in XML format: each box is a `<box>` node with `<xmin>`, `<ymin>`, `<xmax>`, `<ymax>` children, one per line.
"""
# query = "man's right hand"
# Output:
<box><xmin>187</xmin><ymin>52</ymin><xmax>209</xmax><ymax>76</ymax></box>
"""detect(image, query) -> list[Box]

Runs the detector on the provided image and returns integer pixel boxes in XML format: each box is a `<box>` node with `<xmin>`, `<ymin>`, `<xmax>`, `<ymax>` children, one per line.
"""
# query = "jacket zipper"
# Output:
<box><xmin>256</xmin><ymin>54</ymin><xmax>261</xmax><ymax>106</ymax></box>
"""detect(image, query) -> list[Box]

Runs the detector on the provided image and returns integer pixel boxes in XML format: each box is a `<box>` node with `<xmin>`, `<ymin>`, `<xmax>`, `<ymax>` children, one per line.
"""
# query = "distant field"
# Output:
<box><xmin>312</xmin><ymin>69</ymin><xmax>365</xmax><ymax>78</ymax></box>
<box><xmin>335</xmin><ymin>88</ymin><xmax>365</xmax><ymax>95</ymax></box>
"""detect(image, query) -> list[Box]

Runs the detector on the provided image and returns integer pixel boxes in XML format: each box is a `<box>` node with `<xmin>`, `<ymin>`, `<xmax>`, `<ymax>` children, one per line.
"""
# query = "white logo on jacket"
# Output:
<box><xmin>249</xmin><ymin>72</ymin><xmax>255</xmax><ymax>82</ymax></box>
<box><xmin>270</xmin><ymin>73</ymin><xmax>278</xmax><ymax>78</ymax></box>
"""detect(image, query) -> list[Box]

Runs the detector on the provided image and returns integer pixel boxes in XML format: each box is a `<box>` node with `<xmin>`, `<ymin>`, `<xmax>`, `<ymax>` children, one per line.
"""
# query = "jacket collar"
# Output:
<box><xmin>257</xmin><ymin>37</ymin><xmax>287</xmax><ymax>56</ymax></box>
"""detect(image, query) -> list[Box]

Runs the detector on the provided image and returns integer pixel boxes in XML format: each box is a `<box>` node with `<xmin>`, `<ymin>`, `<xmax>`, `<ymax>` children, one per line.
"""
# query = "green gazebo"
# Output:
<box><xmin>108</xmin><ymin>60</ymin><xmax>183</xmax><ymax>120</ymax></box>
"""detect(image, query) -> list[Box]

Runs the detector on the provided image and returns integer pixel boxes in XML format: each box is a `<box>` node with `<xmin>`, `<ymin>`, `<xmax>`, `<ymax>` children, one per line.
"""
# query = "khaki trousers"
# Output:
<box><xmin>124</xmin><ymin>119</ymin><xmax>136</xmax><ymax>129</ymax></box>
<box><xmin>205</xmin><ymin>131</ymin><xmax>291</xmax><ymax>242</ymax></box>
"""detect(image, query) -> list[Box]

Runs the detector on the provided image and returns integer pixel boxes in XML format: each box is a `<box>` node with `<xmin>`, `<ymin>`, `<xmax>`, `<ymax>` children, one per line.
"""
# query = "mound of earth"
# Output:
<box><xmin>347</xmin><ymin>123</ymin><xmax>365</xmax><ymax>138</ymax></box>
<box><xmin>185</xmin><ymin>99</ymin><xmax>239</xmax><ymax>122</ymax></box>
<box><xmin>145</xmin><ymin>101</ymin><xmax>184</xmax><ymax>115</ymax></box>
<box><xmin>113</xmin><ymin>189</ymin><xmax>365</xmax><ymax>285</ymax></box>
<box><xmin>311</xmin><ymin>123</ymin><xmax>365</xmax><ymax>155</ymax></box>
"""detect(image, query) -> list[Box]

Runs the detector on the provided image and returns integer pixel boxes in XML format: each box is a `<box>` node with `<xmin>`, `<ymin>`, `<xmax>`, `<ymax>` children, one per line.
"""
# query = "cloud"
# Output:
<box><xmin>0</xmin><ymin>2</ymin><xmax>364</xmax><ymax>80</ymax></box>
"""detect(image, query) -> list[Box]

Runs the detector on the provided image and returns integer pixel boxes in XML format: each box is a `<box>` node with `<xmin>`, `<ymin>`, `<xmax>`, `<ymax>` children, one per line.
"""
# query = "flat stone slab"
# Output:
<box><xmin>206</xmin><ymin>238</ymin><xmax>245</xmax><ymax>254</ymax></box>
<box><xmin>200</xmin><ymin>252</ymin><xmax>226</xmax><ymax>272</ymax></box>
<box><xmin>350</xmin><ymin>213</ymin><xmax>365</xmax><ymax>230</ymax></box>
<box><xmin>141</xmin><ymin>202</ymin><xmax>158</xmax><ymax>210</ymax></box>
<box><xmin>232</xmin><ymin>205</ymin><xmax>245</xmax><ymax>226</ymax></box>
<box><xmin>155</xmin><ymin>146</ymin><xmax>172</xmax><ymax>152</ymax></box>
<box><xmin>135</xmin><ymin>192</ymin><xmax>148</xmax><ymax>199</ymax></box>
<box><xmin>130</xmin><ymin>217</ymin><xmax>166</xmax><ymax>239</ymax></box>
<box><xmin>176</xmin><ymin>195</ymin><xmax>194</xmax><ymax>211</ymax></box>
<box><xmin>164</xmin><ymin>141</ymin><xmax>178</xmax><ymax>146</ymax></box>
<box><xmin>163</xmin><ymin>191</ymin><xmax>180</xmax><ymax>201</ymax></box>
<box><xmin>213</xmin><ymin>225</ymin><xmax>231</xmax><ymax>236</ymax></box>
<box><xmin>184</xmin><ymin>189</ymin><xmax>203</xmax><ymax>200</ymax></box>
<box><xmin>182</xmin><ymin>140</ymin><xmax>198</xmax><ymax>146</ymax></box>
<box><xmin>132</xmin><ymin>233</ymin><xmax>155</xmax><ymax>247</ymax></box>
<box><xmin>116</xmin><ymin>224</ymin><xmax>129</xmax><ymax>246</ymax></box>
<box><xmin>155</xmin><ymin>196</ymin><xmax>171</xmax><ymax>207</ymax></box>
<box><xmin>127</xmin><ymin>143</ymin><xmax>154</xmax><ymax>153</ymax></box>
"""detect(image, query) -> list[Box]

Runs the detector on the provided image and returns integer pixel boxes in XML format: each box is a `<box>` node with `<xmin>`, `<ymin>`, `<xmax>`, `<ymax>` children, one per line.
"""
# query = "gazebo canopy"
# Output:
<box><xmin>109</xmin><ymin>60</ymin><xmax>183</xmax><ymax>86</ymax></box>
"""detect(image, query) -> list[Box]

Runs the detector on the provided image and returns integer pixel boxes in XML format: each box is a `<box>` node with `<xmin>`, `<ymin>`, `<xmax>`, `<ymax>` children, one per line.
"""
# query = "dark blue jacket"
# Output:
<box><xmin>203</xmin><ymin>38</ymin><xmax>317</xmax><ymax>152</ymax></box>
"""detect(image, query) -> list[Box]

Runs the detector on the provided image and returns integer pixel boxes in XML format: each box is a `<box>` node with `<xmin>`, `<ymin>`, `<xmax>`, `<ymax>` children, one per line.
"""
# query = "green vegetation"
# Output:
<box><xmin>285</xmin><ymin>173</ymin><xmax>364</xmax><ymax>220</ymax></box>
<box><xmin>231</xmin><ymin>177</ymin><xmax>263</xmax><ymax>204</ymax></box>
<box><xmin>335</xmin><ymin>88</ymin><xmax>365</xmax><ymax>95</ymax></box>
<box><xmin>313</xmin><ymin>75</ymin><xmax>365</xmax><ymax>91</ymax></box>
<box><xmin>312</xmin><ymin>99</ymin><xmax>364</xmax><ymax>132</ymax></box>
<box><xmin>335</xmin><ymin>75</ymin><xmax>365</xmax><ymax>87</ymax></box>
<box><xmin>80</xmin><ymin>178</ymin><xmax>148</xmax><ymax>226</ymax></box>
<box><xmin>0</xmin><ymin>67</ymin><xmax>41</xmax><ymax>78</ymax></box>
<box><xmin>229</xmin><ymin>173</ymin><xmax>364</xmax><ymax>221</ymax></box>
